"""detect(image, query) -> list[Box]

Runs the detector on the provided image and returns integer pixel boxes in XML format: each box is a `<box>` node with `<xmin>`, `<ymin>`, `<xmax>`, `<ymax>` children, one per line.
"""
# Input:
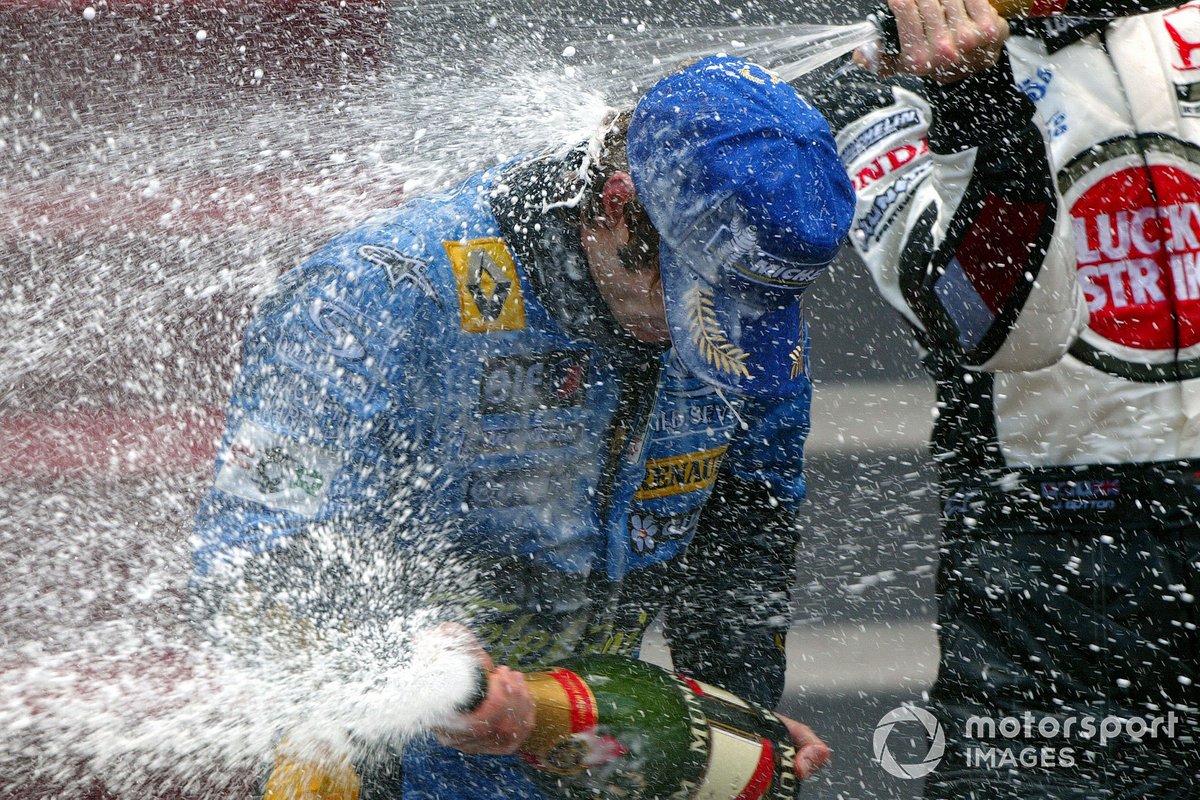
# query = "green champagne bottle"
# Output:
<box><xmin>518</xmin><ymin>654</ymin><xmax>799</xmax><ymax>800</ymax></box>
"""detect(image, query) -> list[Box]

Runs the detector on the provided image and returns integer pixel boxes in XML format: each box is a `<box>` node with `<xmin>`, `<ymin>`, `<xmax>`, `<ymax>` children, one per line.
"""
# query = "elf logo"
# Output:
<box><xmin>479</xmin><ymin>351</ymin><xmax>590</xmax><ymax>414</ymax></box>
<box><xmin>1058</xmin><ymin>135</ymin><xmax>1200</xmax><ymax>380</ymax></box>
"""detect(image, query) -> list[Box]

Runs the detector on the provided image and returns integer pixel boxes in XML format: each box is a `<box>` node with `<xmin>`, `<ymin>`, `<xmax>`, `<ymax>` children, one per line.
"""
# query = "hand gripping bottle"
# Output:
<box><xmin>871</xmin><ymin>0</ymin><xmax>1187</xmax><ymax>54</ymax></box>
<box><xmin>518</xmin><ymin>655</ymin><xmax>799</xmax><ymax>800</ymax></box>
<box><xmin>259</xmin><ymin>654</ymin><xmax>801</xmax><ymax>800</ymax></box>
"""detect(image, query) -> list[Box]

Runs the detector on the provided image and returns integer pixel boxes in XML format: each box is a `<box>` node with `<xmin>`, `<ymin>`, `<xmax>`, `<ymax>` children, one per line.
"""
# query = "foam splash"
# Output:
<box><xmin>1</xmin><ymin>20</ymin><xmax>607</xmax><ymax>796</ymax></box>
<box><xmin>563</xmin><ymin>20</ymin><xmax>879</xmax><ymax>87</ymax></box>
<box><xmin>0</xmin><ymin>621</ymin><xmax>481</xmax><ymax>796</ymax></box>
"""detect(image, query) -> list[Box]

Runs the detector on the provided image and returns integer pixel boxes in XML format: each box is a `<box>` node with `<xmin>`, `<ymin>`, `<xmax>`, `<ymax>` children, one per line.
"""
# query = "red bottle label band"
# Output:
<box><xmin>736</xmin><ymin>738</ymin><xmax>776</xmax><ymax>800</ymax></box>
<box><xmin>548</xmin><ymin>667</ymin><xmax>599</xmax><ymax>733</ymax></box>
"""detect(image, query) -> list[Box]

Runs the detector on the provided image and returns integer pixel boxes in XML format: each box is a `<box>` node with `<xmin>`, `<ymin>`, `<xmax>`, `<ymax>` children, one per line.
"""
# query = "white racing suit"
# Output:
<box><xmin>812</xmin><ymin>7</ymin><xmax>1200</xmax><ymax>797</ymax></box>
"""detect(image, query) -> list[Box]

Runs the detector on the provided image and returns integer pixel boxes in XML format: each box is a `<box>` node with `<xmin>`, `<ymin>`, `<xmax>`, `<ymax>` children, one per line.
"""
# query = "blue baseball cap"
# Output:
<box><xmin>627</xmin><ymin>55</ymin><xmax>854</xmax><ymax>397</ymax></box>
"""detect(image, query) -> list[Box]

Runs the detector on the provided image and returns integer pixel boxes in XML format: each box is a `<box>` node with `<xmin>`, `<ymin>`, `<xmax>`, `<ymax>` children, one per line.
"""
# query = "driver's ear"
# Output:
<box><xmin>599</xmin><ymin>172</ymin><xmax>637</xmax><ymax>230</ymax></box>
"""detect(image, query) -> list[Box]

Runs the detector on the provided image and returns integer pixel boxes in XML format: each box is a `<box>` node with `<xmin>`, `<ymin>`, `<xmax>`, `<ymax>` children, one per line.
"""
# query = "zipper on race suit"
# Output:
<box><xmin>594</xmin><ymin>353</ymin><xmax>662</xmax><ymax>526</ymax></box>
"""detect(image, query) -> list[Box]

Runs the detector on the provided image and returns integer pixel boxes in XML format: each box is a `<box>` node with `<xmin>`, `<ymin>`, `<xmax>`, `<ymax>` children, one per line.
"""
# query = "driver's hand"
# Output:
<box><xmin>857</xmin><ymin>0</ymin><xmax>1009</xmax><ymax>83</ymax></box>
<box><xmin>432</xmin><ymin>639</ymin><xmax>536</xmax><ymax>756</ymax></box>
<box><xmin>775</xmin><ymin>713</ymin><xmax>832</xmax><ymax>781</ymax></box>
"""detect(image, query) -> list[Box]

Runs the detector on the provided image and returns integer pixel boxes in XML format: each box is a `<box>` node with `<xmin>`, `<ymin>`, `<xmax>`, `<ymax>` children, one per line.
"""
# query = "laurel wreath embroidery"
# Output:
<box><xmin>789</xmin><ymin>307</ymin><xmax>805</xmax><ymax>380</ymax></box>
<box><xmin>687</xmin><ymin>287</ymin><xmax>751</xmax><ymax>379</ymax></box>
<box><xmin>789</xmin><ymin>343</ymin><xmax>805</xmax><ymax>380</ymax></box>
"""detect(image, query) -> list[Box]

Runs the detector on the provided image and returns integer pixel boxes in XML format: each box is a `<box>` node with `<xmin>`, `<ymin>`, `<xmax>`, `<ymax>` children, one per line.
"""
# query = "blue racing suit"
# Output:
<box><xmin>192</xmin><ymin>150</ymin><xmax>815</xmax><ymax>799</ymax></box>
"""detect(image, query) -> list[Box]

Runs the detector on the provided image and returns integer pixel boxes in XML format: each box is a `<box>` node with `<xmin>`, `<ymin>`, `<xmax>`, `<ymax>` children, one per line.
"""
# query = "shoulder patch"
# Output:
<box><xmin>214</xmin><ymin>420</ymin><xmax>342</xmax><ymax>517</ymax></box>
<box><xmin>445</xmin><ymin>237</ymin><xmax>526</xmax><ymax>333</ymax></box>
<box><xmin>357</xmin><ymin>244</ymin><xmax>443</xmax><ymax>308</ymax></box>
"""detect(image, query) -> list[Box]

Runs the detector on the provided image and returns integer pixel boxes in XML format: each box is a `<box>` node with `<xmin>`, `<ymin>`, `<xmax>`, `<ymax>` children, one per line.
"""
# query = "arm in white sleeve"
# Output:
<box><xmin>811</xmin><ymin>54</ymin><xmax>1087</xmax><ymax>373</ymax></box>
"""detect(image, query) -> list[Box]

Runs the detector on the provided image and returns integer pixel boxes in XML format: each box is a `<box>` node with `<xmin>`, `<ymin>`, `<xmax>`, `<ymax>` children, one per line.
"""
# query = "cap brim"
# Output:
<box><xmin>661</xmin><ymin>242</ymin><xmax>809</xmax><ymax>399</ymax></box>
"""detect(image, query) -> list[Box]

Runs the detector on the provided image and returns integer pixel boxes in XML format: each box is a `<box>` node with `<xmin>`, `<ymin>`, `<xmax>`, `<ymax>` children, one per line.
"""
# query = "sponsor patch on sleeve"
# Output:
<box><xmin>445</xmin><ymin>237</ymin><xmax>526</xmax><ymax>333</ymax></box>
<box><xmin>838</xmin><ymin>107</ymin><xmax>923</xmax><ymax>165</ymax></box>
<box><xmin>214</xmin><ymin>420</ymin><xmax>341</xmax><ymax>517</ymax></box>
<box><xmin>634</xmin><ymin>445</ymin><xmax>729</xmax><ymax>501</ymax></box>
<box><xmin>853</xmin><ymin>162</ymin><xmax>932</xmax><ymax>252</ymax></box>
<box><xmin>479</xmin><ymin>351</ymin><xmax>590</xmax><ymax>414</ymax></box>
<box><xmin>356</xmin><ymin>244</ymin><xmax>443</xmax><ymax>307</ymax></box>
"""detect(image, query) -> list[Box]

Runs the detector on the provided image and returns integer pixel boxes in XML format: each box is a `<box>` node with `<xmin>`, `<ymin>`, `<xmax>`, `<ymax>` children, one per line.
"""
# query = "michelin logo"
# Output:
<box><xmin>703</xmin><ymin>212</ymin><xmax>826</xmax><ymax>287</ymax></box>
<box><xmin>731</xmin><ymin>254</ymin><xmax>826</xmax><ymax>287</ymax></box>
<box><xmin>840</xmin><ymin>108</ymin><xmax>923</xmax><ymax>165</ymax></box>
<box><xmin>854</xmin><ymin>162</ymin><xmax>932</xmax><ymax>251</ymax></box>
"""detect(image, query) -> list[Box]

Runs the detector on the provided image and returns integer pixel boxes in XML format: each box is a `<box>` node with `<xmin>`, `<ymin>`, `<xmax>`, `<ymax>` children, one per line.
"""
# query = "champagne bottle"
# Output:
<box><xmin>871</xmin><ymin>0</ymin><xmax>1187</xmax><ymax>55</ymax></box>
<box><xmin>518</xmin><ymin>655</ymin><xmax>799</xmax><ymax>800</ymax></box>
<box><xmin>259</xmin><ymin>655</ymin><xmax>799</xmax><ymax>800</ymax></box>
<box><xmin>261</xmin><ymin>747</ymin><xmax>361</xmax><ymax>800</ymax></box>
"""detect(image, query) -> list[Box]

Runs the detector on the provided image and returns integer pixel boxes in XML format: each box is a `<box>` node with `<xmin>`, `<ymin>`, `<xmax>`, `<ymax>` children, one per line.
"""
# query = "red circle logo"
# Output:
<box><xmin>1070</xmin><ymin>163</ymin><xmax>1200</xmax><ymax>350</ymax></box>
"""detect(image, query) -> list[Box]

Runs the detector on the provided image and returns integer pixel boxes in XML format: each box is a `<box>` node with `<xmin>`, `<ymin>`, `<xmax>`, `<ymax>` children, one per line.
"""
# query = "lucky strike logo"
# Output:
<box><xmin>1070</xmin><ymin>164</ymin><xmax>1200</xmax><ymax>350</ymax></box>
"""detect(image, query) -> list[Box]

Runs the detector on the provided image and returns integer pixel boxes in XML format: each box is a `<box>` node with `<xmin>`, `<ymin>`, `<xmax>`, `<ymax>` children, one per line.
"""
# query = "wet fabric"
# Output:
<box><xmin>926</xmin><ymin>489</ymin><xmax>1200</xmax><ymax>798</ymax></box>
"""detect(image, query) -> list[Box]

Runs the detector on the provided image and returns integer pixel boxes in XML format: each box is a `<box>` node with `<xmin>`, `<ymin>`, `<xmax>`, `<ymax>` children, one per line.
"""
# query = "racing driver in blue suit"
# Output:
<box><xmin>192</xmin><ymin>56</ymin><xmax>855</xmax><ymax>799</ymax></box>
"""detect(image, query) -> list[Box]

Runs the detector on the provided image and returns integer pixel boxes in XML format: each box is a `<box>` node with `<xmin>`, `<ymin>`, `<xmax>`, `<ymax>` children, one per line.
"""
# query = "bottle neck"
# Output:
<box><xmin>521</xmin><ymin>668</ymin><xmax>601</xmax><ymax>773</ymax></box>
